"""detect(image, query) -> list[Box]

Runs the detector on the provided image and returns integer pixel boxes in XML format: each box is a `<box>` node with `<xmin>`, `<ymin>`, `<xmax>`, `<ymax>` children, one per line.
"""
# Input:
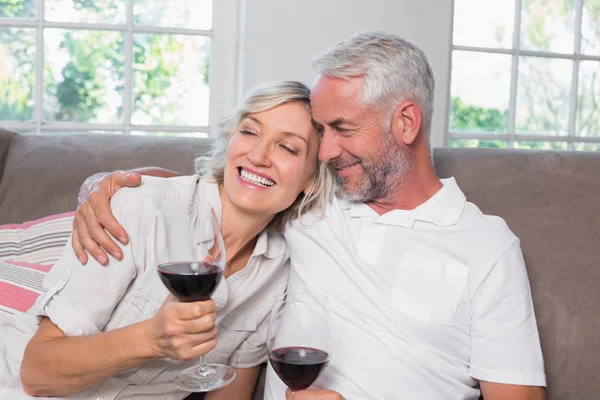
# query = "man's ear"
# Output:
<box><xmin>392</xmin><ymin>101</ymin><xmax>422</xmax><ymax>145</ymax></box>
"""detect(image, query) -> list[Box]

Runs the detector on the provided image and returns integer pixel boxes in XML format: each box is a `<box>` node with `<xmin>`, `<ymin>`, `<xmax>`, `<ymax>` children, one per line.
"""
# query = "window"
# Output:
<box><xmin>448</xmin><ymin>0</ymin><xmax>600</xmax><ymax>151</ymax></box>
<box><xmin>0</xmin><ymin>0</ymin><xmax>237</xmax><ymax>137</ymax></box>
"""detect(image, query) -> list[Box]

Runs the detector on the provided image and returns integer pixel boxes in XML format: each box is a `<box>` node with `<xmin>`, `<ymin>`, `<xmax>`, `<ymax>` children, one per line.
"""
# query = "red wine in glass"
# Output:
<box><xmin>268</xmin><ymin>346</ymin><xmax>330</xmax><ymax>391</ymax></box>
<box><xmin>158</xmin><ymin>261</ymin><xmax>223</xmax><ymax>302</ymax></box>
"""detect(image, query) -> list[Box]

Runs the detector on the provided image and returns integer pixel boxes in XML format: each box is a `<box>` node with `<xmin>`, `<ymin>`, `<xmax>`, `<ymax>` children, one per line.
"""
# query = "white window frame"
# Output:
<box><xmin>445</xmin><ymin>0</ymin><xmax>600</xmax><ymax>149</ymax></box>
<box><xmin>0</xmin><ymin>0</ymin><xmax>240</xmax><ymax>137</ymax></box>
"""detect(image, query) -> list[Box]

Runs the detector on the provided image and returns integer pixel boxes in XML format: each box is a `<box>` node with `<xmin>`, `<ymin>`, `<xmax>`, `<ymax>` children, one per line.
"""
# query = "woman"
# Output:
<box><xmin>0</xmin><ymin>81</ymin><xmax>335</xmax><ymax>400</ymax></box>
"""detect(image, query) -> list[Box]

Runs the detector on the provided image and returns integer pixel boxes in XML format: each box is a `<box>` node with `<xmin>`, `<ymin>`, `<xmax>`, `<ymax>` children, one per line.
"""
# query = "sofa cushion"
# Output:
<box><xmin>0</xmin><ymin>212</ymin><xmax>75</xmax><ymax>264</ymax></box>
<box><xmin>0</xmin><ymin>211</ymin><xmax>74</xmax><ymax>316</ymax></box>
<box><xmin>0</xmin><ymin>260</ymin><xmax>51</xmax><ymax>316</ymax></box>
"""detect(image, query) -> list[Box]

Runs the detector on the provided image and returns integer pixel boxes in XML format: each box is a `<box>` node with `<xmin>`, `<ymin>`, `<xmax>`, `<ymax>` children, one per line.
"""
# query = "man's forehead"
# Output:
<box><xmin>310</xmin><ymin>76</ymin><xmax>364</xmax><ymax>123</ymax></box>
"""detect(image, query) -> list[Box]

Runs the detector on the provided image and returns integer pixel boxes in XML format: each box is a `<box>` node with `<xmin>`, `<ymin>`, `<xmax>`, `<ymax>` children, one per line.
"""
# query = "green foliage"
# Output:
<box><xmin>0</xmin><ymin>0</ymin><xmax>209</xmax><ymax>124</ymax></box>
<box><xmin>0</xmin><ymin>0</ymin><xmax>34</xmax><ymax>18</ymax></box>
<box><xmin>450</xmin><ymin>97</ymin><xmax>508</xmax><ymax>132</ymax></box>
<box><xmin>52</xmin><ymin>31</ymin><xmax>124</xmax><ymax>121</ymax></box>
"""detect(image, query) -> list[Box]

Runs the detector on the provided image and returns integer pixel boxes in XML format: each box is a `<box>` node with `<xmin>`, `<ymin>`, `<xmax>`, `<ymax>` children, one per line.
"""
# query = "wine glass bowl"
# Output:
<box><xmin>267</xmin><ymin>292</ymin><xmax>332</xmax><ymax>391</ymax></box>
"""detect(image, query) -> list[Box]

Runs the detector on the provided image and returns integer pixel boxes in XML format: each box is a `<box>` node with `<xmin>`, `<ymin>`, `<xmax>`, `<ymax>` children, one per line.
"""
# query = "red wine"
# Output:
<box><xmin>157</xmin><ymin>261</ymin><xmax>223</xmax><ymax>302</ymax></box>
<box><xmin>268</xmin><ymin>346</ymin><xmax>330</xmax><ymax>390</ymax></box>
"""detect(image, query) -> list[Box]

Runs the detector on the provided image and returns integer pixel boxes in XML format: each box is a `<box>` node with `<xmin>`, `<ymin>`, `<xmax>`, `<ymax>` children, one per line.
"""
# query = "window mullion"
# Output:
<box><xmin>567</xmin><ymin>0</ymin><xmax>584</xmax><ymax>150</ymax></box>
<box><xmin>507</xmin><ymin>0</ymin><xmax>523</xmax><ymax>148</ymax></box>
<box><xmin>123</xmin><ymin>0</ymin><xmax>134</xmax><ymax>136</ymax></box>
<box><xmin>34</xmin><ymin>0</ymin><xmax>45</xmax><ymax>135</ymax></box>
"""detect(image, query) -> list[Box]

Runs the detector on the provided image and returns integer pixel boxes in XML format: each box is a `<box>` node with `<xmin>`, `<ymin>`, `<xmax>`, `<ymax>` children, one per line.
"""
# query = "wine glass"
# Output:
<box><xmin>154</xmin><ymin>202</ymin><xmax>235</xmax><ymax>392</ymax></box>
<box><xmin>266</xmin><ymin>292</ymin><xmax>332</xmax><ymax>392</ymax></box>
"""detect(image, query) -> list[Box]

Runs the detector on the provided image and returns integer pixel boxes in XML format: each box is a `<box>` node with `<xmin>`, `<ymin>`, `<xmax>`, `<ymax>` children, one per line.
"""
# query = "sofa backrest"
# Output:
<box><xmin>0</xmin><ymin>130</ymin><xmax>211</xmax><ymax>223</ymax></box>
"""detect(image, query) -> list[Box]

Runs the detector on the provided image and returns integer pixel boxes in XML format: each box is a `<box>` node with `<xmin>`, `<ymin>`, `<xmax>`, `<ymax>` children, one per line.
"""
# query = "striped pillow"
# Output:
<box><xmin>0</xmin><ymin>261</ymin><xmax>52</xmax><ymax>315</ymax></box>
<box><xmin>0</xmin><ymin>212</ymin><xmax>75</xmax><ymax>265</ymax></box>
<box><xmin>0</xmin><ymin>212</ymin><xmax>75</xmax><ymax>316</ymax></box>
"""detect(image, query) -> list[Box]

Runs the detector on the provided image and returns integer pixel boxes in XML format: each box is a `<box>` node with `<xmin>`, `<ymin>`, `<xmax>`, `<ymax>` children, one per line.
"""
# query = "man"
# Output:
<box><xmin>73</xmin><ymin>31</ymin><xmax>546</xmax><ymax>399</ymax></box>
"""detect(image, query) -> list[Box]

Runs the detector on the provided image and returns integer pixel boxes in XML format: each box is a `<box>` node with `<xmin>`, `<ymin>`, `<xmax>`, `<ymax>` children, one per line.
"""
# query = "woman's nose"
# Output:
<box><xmin>247</xmin><ymin>140</ymin><xmax>272</xmax><ymax>167</ymax></box>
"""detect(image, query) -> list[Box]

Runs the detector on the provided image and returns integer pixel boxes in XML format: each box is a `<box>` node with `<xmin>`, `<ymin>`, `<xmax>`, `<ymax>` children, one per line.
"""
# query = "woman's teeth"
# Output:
<box><xmin>240</xmin><ymin>169</ymin><xmax>275</xmax><ymax>187</ymax></box>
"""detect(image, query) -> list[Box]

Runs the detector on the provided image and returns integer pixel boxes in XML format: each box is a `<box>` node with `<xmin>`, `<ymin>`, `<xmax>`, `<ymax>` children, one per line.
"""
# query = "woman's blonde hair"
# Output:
<box><xmin>195</xmin><ymin>80</ymin><xmax>335</xmax><ymax>232</ymax></box>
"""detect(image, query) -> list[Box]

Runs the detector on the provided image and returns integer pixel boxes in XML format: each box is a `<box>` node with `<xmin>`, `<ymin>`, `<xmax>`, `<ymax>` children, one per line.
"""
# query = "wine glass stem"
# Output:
<box><xmin>195</xmin><ymin>356</ymin><xmax>215</xmax><ymax>378</ymax></box>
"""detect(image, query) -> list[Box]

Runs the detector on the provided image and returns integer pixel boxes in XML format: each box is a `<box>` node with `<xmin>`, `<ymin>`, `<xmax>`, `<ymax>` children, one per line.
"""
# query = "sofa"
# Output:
<box><xmin>1</xmin><ymin>127</ymin><xmax>599</xmax><ymax>399</ymax></box>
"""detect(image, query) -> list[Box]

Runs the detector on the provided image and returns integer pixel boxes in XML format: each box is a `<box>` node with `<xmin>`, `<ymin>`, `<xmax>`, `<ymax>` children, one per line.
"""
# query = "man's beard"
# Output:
<box><xmin>332</xmin><ymin>130</ymin><xmax>411</xmax><ymax>202</ymax></box>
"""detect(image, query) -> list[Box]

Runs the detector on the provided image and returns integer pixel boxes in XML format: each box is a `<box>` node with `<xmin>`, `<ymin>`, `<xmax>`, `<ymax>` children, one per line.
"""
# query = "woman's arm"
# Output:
<box><xmin>205</xmin><ymin>366</ymin><xmax>262</xmax><ymax>400</ymax></box>
<box><xmin>21</xmin><ymin>317</ymin><xmax>154</xmax><ymax>396</ymax></box>
<box><xmin>21</xmin><ymin>296</ymin><xmax>218</xmax><ymax>397</ymax></box>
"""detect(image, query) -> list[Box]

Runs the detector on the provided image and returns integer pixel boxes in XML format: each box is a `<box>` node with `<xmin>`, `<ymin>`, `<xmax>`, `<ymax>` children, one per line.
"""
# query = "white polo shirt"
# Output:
<box><xmin>265</xmin><ymin>178</ymin><xmax>545</xmax><ymax>400</ymax></box>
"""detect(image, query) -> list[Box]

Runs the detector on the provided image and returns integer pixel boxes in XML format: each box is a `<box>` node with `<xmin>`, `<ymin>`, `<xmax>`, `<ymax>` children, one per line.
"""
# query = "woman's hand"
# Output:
<box><xmin>73</xmin><ymin>170</ymin><xmax>142</xmax><ymax>265</ymax></box>
<box><xmin>148</xmin><ymin>295</ymin><xmax>219</xmax><ymax>361</ymax></box>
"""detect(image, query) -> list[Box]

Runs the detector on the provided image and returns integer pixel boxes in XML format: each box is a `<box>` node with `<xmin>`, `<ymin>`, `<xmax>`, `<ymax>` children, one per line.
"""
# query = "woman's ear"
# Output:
<box><xmin>392</xmin><ymin>101</ymin><xmax>422</xmax><ymax>145</ymax></box>
<box><xmin>303</xmin><ymin>180</ymin><xmax>317</xmax><ymax>196</ymax></box>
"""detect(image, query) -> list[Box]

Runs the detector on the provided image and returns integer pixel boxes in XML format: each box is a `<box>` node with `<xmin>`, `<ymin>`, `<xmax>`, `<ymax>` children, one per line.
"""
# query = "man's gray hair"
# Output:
<box><xmin>311</xmin><ymin>31</ymin><xmax>435</xmax><ymax>135</ymax></box>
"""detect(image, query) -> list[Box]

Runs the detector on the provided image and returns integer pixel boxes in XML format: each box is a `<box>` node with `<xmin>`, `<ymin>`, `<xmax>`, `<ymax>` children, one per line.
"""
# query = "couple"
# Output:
<box><xmin>0</xmin><ymin>31</ymin><xmax>546</xmax><ymax>400</ymax></box>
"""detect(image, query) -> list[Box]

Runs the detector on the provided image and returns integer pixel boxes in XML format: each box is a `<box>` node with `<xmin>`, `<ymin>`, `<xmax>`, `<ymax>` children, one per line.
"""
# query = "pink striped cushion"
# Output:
<box><xmin>0</xmin><ymin>212</ymin><xmax>75</xmax><ymax>265</ymax></box>
<box><xmin>0</xmin><ymin>212</ymin><xmax>75</xmax><ymax>315</ymax></box>
<box><xmin>0</xmin><ymin>261</ymin><xmax>53</xmax><ymax>315</ymax></box>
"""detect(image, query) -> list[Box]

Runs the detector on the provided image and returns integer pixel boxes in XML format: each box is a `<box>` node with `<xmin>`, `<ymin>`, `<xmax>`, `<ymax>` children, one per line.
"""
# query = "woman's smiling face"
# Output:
<box><xmin>222</xmin><ymin>101</ymin><xmax>320</xmax><ymax>218</ymax></box>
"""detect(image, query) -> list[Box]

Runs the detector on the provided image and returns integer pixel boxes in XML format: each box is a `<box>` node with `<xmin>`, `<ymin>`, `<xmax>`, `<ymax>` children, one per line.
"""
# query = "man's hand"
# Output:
<box><xmin>147</xmin><ymin>295</ymin><xmax>218</xmax><ymax>360</ymax></box>
<box><xmin>285</xmin><ymin>388</ymin><xmax>344</xmax><ymax>400</ymax></box>
<box><xmin>73</xmin><ymin>171</ymin><xmax>142</xmax><ymax>265</ymax></box>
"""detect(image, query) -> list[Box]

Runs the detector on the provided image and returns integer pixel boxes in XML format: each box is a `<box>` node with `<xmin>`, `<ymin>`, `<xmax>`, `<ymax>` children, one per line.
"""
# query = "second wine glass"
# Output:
<box><xmin>154</xmin><ymin>202</ymin><xmax>235</xmax><ymax>392</ymax></box>
<box><xmin>266</xmin><ymin>292</ymin><xmax>332</xmax><ymax>392</ymax></box>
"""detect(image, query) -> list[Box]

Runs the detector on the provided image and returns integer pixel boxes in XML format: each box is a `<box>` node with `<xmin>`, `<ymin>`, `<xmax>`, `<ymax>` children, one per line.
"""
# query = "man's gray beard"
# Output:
<box><xmin>335</xmin><ymin>131</ymin><xmax>411</xmax><ymax>203</ymax></box>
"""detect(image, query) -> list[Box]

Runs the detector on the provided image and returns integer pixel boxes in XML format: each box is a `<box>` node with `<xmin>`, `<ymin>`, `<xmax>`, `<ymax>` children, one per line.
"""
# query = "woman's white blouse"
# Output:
<box><xmin>0</xmin><ymin>176</ymin><xmax>290</xmax><ymax>400</ymax></box>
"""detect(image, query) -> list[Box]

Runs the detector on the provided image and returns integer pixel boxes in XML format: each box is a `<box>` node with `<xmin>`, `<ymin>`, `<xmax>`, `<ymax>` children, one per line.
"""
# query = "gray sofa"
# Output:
<box><xmin>1</xmin><ymin>128</ymin><xmax>599</xmax><ymax>399</ymax></box>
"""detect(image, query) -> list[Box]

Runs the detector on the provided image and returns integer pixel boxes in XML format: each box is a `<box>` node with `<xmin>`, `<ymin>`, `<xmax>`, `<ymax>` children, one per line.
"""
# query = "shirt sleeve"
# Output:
<box><xmin>29</xmin><ymin>188</ymin><xmax>143</xmax><ymax>337</ymax></box>
<box><xmin>227</xmin><ymin>313</ymin><xmax>270</xmax><ymax>369</ymax></box>
<box><xmin>469</xmin><ymin>240</ymin><xmax>546</xmax><ymax>386</ymax></box>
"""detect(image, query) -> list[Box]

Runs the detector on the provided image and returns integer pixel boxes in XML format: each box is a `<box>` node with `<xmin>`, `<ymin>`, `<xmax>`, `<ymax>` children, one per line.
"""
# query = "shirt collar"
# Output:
<box><xmin>338</xmin><ymin>177</ymin><xmax>466</xmax><ymax>227</ymax></box>
<box><xmin>195</xmin><ymin>176</ymin><xmax>287</xmax><ymax>259</ymax></box>
<box><xmin>252</xmin><ymin>230</ymin><xmax>287</xmax><ymax>259</ymax></box>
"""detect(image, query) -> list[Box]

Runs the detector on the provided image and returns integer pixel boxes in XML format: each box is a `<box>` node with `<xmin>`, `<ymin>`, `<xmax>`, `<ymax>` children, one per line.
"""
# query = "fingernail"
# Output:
<box><xmin>112</xmin><ymin>250</ymin><xmax>122</xmax><ymax>260</ymax></box>
<box><xmin>78</xmin><ymin>256</ymin><xmax>86</xmax><ymax>264</ymax></box>
<box><xmin>98</xmin><ymin>255</ymin><xmax>108</xmax><ymax>265</ymax></box>
<box><xmin>119</xmin><ymin>236</ymin><xmax>128</xmax><ymax>244</ymax></box>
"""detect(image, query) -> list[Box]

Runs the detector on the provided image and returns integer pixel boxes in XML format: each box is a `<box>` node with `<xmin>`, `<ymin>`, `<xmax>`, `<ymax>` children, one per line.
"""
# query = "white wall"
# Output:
<box><xmin>238</xmin><ymin>0</ymin><xmax>454</xmax><ymax>147</ymax></box>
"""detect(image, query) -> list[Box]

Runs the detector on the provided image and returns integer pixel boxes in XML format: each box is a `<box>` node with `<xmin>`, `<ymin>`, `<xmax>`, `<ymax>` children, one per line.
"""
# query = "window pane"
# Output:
<box><xmin>514</xmin><ymin>141</ymin><xmax>568</xmax><ymax>150</ymax></box>
<box><xmin>44</xmin><ymin>29</ymin><xmax>125</xmax><ymax>123</ymax></box>
<box><xmin>132</xmin><ymin>34</ymin><xmax>210</xmax><ymax>126</ymax></box>
<box><xmin>520</xmin><ymin>0</ymin><xmax>575</xmax><ymax>53</ymax></box>
<box><xmin>449</xmin><ymin>51</ymin><xmax>511</xmax><ymax>133</ymax></box>
<box><xmin>581</xmin><ymin>1</ymin><xmax>600</xmax><ymax>55</ymax></box>
<box><xmin>0</xmin><ymin>0</ymin><xmax>36</xmax><ymax>18</ymax></box>
<box><xmin>0</xmin><ymin>28</ymin><xmax>35</xmax><ymax>121</ymax></box>
<box><xmin>577</xmin><ymin>61</ymin><xmax>600</xmax><ymax>137</ymax></box>
<box><xmin>453</xmin><ymin>0</ymin><xmax>515</xmax><ymax>48</ymax></box>
<box><xmin>449</xmin><ymin>139</ymin><xmax>508</xmax><ymax>148</ymax></box>
<box><xmin>131</xmin><ymin>131</ymin><xmax>208</xmax><ymax>138</ymax></box>
<box><xmin>515</xmin><ymin>57</ymin><xmax>571</xmax><ymax>136</ymax></box>
<box><xmin>45</xmin><ymin>0</ymin><xmax>126</xmax><ymax>24</ymax></box>
<box><xmin>134</xmin><ymin>0</ymin><xmax>212</xmax><ymax>30</ymax></box>
<box><xmin>574</xmin><ymin>143</ymin><xmax>600</xmax><ymax>151</ymax></box>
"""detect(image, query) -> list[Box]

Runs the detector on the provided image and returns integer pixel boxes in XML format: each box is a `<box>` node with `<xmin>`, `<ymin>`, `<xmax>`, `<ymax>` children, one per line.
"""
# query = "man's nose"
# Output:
<box><xmin>318</xmin><ymin>128</ymin><xmax>342</xmax><ymax>163</ymax></box>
